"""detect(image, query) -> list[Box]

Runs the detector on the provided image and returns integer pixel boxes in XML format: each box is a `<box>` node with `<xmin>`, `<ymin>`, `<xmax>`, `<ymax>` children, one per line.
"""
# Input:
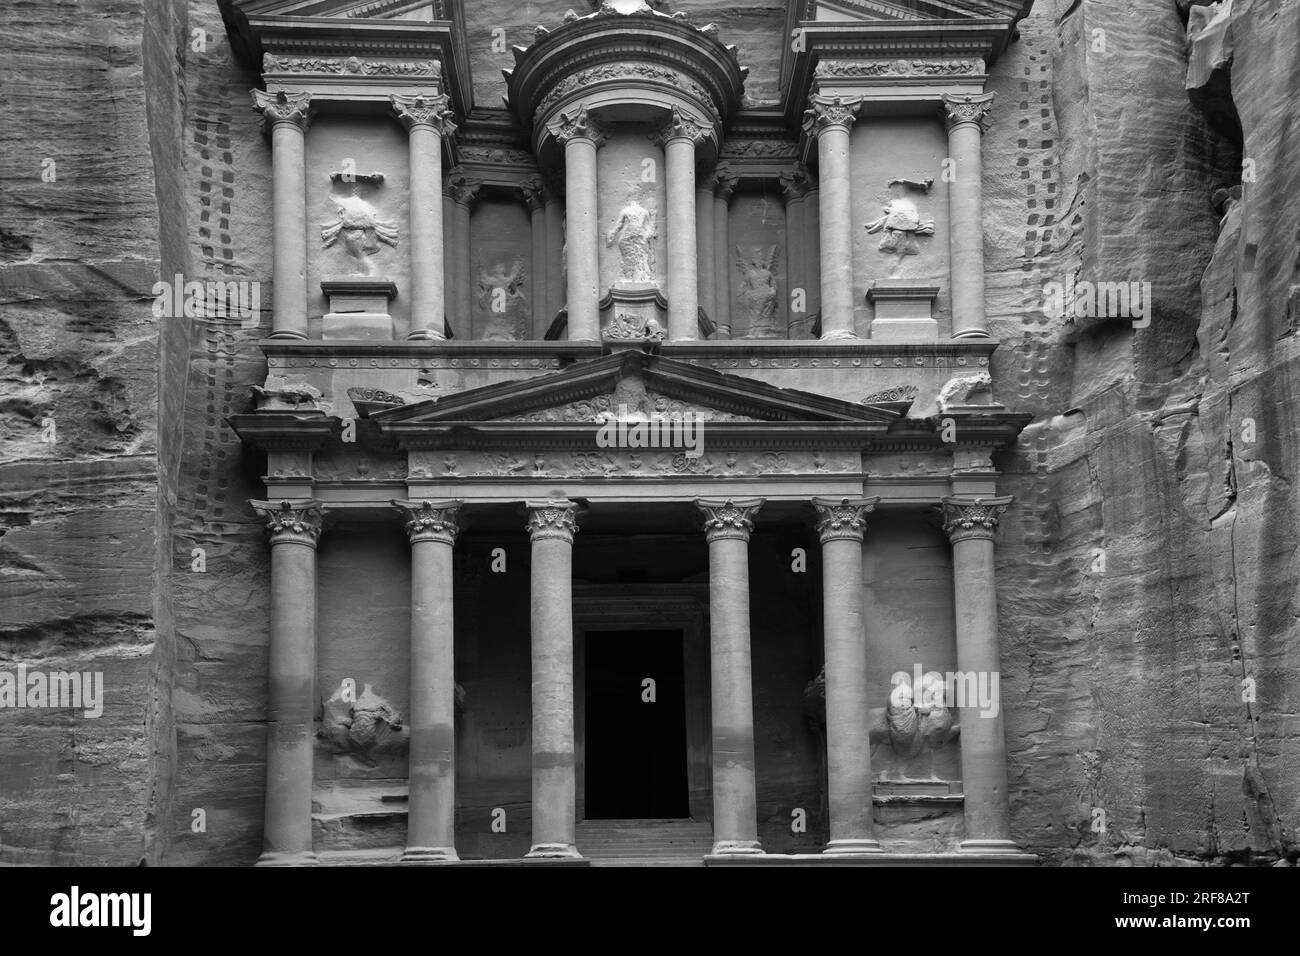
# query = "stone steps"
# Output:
<box><xmin>577</xmin><ymin>819</ymin><xmax>712</xmax><ymax>865</ymax></box>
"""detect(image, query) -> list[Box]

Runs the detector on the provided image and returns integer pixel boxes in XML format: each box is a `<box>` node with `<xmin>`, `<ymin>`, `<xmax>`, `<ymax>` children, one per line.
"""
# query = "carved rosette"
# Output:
<box><xmin>393</xmin><ymin>499</ymin><xmax>461</xmax><ymax>546</ymax></box>
<box><xmin>941</xmin><ymin>92</ymin><xmax>996</xmax><ymax>134</ymax></box>
<box><xmin>696</xmin><ymin>497</ymin><xmax>763</xmax><ymax>542</ymax></box>
<box><xmin>390</xmin><ymin>93</ymin><xmax>457</xmax><ymax>135</ymax></box>
<box><xmin>251</xmin><ymin>499</ymin><xmax>325</xmax><ymax>546</ymax></box>
<box><xmin>651</xmin><ymin>107</ymin><xmax>714</xmax><ymax>148</ymax></box>
<box><xmin>548</xmin><ymin>105</ymin><xmax>610</xmax><ymax>148</ymax></box>
<box><xmin>525</xmin><ymin>500</ymin><xmax>579</xmax><ymax>543</ymax></box>
<box><xmin>251</xmin><ymin>89</ymin><xmax>313</xmax><ymax>132</ymax></box>
<box><xmin>941</xmin><ymin>495</ymin><xmax>1013</xmax><ymax>543</ymax></box>
<box><xmin>813</xmin><ymin>496</ymin><xmax>879</xmax><ymax>543</ymax></box>
<box><xmin>802</xmin><ymin>95</ymin><xmax>861</xmax><ymax>136</ymax></box>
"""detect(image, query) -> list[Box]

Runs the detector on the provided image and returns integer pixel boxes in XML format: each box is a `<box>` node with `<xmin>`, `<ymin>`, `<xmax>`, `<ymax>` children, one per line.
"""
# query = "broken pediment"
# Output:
<box><xmin>370</xmin><ymin>351</ymin><xmax>901</xmax><ymax>427</ymax></box>
<box><xmin>222</xmin><ymin>0</ymin><xmax>449</xmax><ymax>20</ymax></box>
<box><xmin>809</xmin><ymin>0</ymin><xmax>1034</xmax><ymax>22</ymax></box>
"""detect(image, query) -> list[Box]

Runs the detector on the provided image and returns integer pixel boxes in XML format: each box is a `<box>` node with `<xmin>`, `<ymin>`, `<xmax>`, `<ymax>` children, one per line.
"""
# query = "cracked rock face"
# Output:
<box><xmin>0</xmin><ymin>0</ymin><xmax>1296</xmax><ymax>866</ymax></box>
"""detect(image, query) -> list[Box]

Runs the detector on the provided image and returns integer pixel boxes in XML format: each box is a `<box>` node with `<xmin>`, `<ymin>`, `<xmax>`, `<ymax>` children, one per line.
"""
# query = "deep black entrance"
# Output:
<box><xmin>584</xmin><ymin>629</ymin><xmax>689</xmax><ymax>819</ymax></box>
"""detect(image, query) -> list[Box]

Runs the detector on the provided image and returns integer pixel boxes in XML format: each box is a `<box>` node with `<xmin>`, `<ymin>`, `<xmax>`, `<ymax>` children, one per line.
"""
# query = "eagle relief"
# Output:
<box><xmin>865</xmin><ymin>177</ymin><xmax>936</xmax><ymax>277</ymax></box>
<box><xmin>320</xmin><ymin>176</ymin><xmax>398</xmax><ymax>276</ymax></box>
<box><xmin>476</xmin><ymin>258</ymin><xmax>529</xmax><ymax>340</ymax></box>
<box><xmin>734</xmin><ymin>245</ymin><xmax>781</xmax><ymax>338</ymax></box>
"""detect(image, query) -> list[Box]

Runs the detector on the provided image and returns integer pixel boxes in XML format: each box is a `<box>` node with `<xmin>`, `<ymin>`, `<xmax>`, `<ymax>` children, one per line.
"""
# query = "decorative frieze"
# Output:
<box><xmin>537</xmin><ymin>64</ymin><xmax>717</xmax><ymax>122</ymax></box>
<box><xmin>262</xmin><ymin>54</ymin><xmax>440</xmax><ymax>77</ymax></box>
<box><xmin>815</xmin><ymin>59</ymin><xmax>986</xmax><ymax>78</ymax></box>
<box><xmin>406</xmin><ymin>448</ymin><xmax>858</xmax><ymax>479</ymax></box>
<box><xmin>251</xmin><ymin>499</ymin><xmax>325</xmax><ymax>546</ymax></box>
<box><xmin>813</xmin><ymin>496</ymin><xmax>879</xmax><ymax>542</ymax></box>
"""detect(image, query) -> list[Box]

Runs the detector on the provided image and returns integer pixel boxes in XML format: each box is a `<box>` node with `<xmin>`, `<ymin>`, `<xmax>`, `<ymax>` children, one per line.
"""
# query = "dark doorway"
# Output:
<box><xmin>584</xmin><ymin>630</ymin><xmax>689</xmax><ymax>819</ymax></box>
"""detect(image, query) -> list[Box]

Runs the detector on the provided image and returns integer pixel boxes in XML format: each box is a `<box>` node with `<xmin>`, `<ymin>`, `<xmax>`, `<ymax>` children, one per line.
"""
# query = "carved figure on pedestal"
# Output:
<box><xmin>865</xmin><ymin>177</ymin><xmax>935</xmax><ymax>277</ymax></box>
<box><xmin>320</xmin><ymin>182</ymin><xmax>398</xmax><ymax>277</ymax></box>
<box><xmin>606</xmin><ymin>188</ymin><xmax>657</xmax><ymax>283</ymax></box>
<box><xmin>735</xmin><ymin>245</ymin><xmax>781</xmax><ymax>338</ymax></box>
<box><xmin>476</xmin><ymin>258</ymin><xmax>529</xmax><ymax>340</ymax></box>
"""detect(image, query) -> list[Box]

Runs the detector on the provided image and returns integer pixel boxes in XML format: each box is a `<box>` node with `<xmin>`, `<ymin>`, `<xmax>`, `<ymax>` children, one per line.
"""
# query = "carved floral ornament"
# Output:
<box><xmin>262</xmin><ymin>54</ymin><xmax>440</xmax><ymax>77</ymax></box>
<box><xmin>526</xmin><ymin>500</ymin><xmax>580</xmax><ymax>541</ymax></box>
<box><xmin>548</xmin><ymin>104</ymin><xmax>610</xmax><ymax>147</ymax></box>
<box><xmin>251</xmin><ymin>499</ymin><xmax>325</xmax><ymax>544</ymax></box>
<box><xmin>534</xmin><ymin>63</ymin><xmax>719</xmax><ymax>123</ymax></box>
<box><xmin>941</xmin><ymin>92</ymin><xmax>997</xmax><ymax>133</ymax></box>
<box><xmin>815</xmin><ymin>59</ymin><xmax>986</xmax><ymax>78</ymax></box>
<box><xmin>392</xmin><ymin>499</ymin><xmax>461</xmax><ymax>544</ymax></box>
<box><xmin>813</xmin><ymin>497</ymin><xmax>880</xmax><ymax>542</ymax></box>
<box><xmin>390</xmin><ymin>93</ymin><xmax>457</xmax><ymax>134</ymax></box>
<box><xmin>802</xmin><ymin>95</ymin><xmax>862</xmax><ymax>135</ymax></box>
<box><xmin>696</xmin><ymin>497</ymin><xmax>764</xmax><ymax>541</ymax></box>
<box><xmin>940</xmin><ymin>495</ymin><xmax>1014</xmax><ymax>542</ymax></box>
<box><xmin>650</xmin><ymin>106</ymin><xmax>714</xmax><ymax>148</ymax></box>
<box><xmin>251</xmin><ymin>89</ymin><xmax>312</xmax><ymax>130</ymax></box>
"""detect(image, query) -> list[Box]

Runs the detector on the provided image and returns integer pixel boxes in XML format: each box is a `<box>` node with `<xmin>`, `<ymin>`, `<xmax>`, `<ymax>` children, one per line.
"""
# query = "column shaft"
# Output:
<box><xmin>530</xmin><ymin>203</ymin><xmax>549</xmax><ymax>339</ymax></box>
<box><xmin>814</xmin><ymin>498</ymin><xmax>882</xmax><ymax>854</ymax></box>
<box><xmin>252</xmin><ymin>91</ymin><xmax>311</xmax><ymax>340</ymax></box>
<box><xmin>804</xmin><ymin>183</ymin><xmax>822</xmax><ymax>330</ymax></box>
<box><xmin>395</xmin><ymin>500</ymin><xmax>460</xmax><ymax>863</ymax></box>
<box><xmin>564</xmin><ymin>136</ymin><xmax>601</xmax><ymax>341</ymax></box>
<box><xmin>442</xmin><ymin>191</ymin><xmax>456</xmax><ymax>336</ymax></box>
<box><xmin>392</xmin><ymin>95</ymin><xmax>454</xmax><ymax>341</ymax></box>
<box><xmin>453</xmin><ymin>199</ymin><xmax>472</xmax><ymax>332</ymax></box>
<box><xmin>251</xmin><ymin>499</ymin><xmax>323</xmax><ymax>866</ymax></box>
<box><xmin>526</xmin><ymin>501</ymin><xmax>581</xmax><ymax>858</ymax></box>
<box><xmin>944</xmin><ymin>94</ymin><xmax>995</xmax><ymax>338</ymax></box>
<box><xmin>809</xmin><ymin>98</ymin><xmax>858</xmax><ymax>340</ymax></box>
<box><xmin>712</xmin><ymin>173</ymin><xmax>734</xmax><ymax>339</ymax></box>
<box><xmin>665</xmin><ymin>136</ymin><xmax>699</xmax><ymax>341</ymax></box>
<box><xmin>697</xmin><ymin>498</ymin><xmax>764</xmax><ymax>856</ymax></box>
<box><xmin>784</xmin><ymin>195</ymin><xmax>805</xmax><ymax>338</ymax></box>
<box><xmin>943</xmin><ymin>496</ymin><xmax>1016</xmax><ymax>852</ymax></box>
<box><xmin>544</xmin><ymin>193</ymin><xmax>565</xmax><ymax>328</ymax></box>
<box><xmin>696</xmin><ymin>179</ymin><xmax>716</xmax><ymax>327</ymax></box>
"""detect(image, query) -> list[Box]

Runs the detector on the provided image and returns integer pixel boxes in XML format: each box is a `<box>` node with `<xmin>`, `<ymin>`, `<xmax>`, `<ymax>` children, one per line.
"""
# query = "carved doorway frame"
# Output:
<box><xmin>573</xmin><ymin>584</ymin><xmax>711</xmax><ymax>823</ymax></box>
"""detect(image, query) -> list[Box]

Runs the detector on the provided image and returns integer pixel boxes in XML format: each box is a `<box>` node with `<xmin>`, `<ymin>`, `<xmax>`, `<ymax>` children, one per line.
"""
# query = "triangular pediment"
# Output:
<box><xmin>226</xmin><ymin>0</ymin><xmax>446</xmax><ymax>20</ymax></box>
<box><xmin>371</xmin><ymin>351</ymin><xmax>900</xmax><ymax>427</ymax></box>
<box><xmin>810</xmin><ymin>0</ymin><xmax>1033</xmax><ymax>21</ymax></box>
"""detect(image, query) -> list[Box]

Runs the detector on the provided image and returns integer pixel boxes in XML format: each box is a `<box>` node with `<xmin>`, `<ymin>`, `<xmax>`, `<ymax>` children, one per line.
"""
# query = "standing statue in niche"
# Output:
<box><xmin>320</xmin><ymin>180</ymin><xmax>399</xmax><ymax>277</ymax></box>
<box><xmin>865</xmin><ymin>177</ymin><xmax>935</xmax><ymax>278</ymax></box>
<box><xmin>476</xmin><ymin>258</ymin><xmax>529</xmax><ymax>340</ymax></box>
<box><xmin>734</xmin><ymin>245</ymin><xmax>781</xmax><ymax>338</ymax></box>
<box><xmin>606</xmin><ymin>188</ymin><xmax>657</xmax><ymax>283</ymax></box>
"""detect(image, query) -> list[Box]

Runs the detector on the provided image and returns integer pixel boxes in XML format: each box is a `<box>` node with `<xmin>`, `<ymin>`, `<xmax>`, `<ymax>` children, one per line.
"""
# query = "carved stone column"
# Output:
<box><xmin>442</xmin><ymin>185</ymin><xmax>456</xmax><ymax>334</ymax></box>
<box><xmin>393</xmin><ymin>500</ymin><xmax>461</xmax><ymax>863</ymax></box>
<box><xmin>942</xmin><ymin>93</ymin><xmax>995</xmax><ymax>339</ymax></box>
<box><xmin>543</xmin><ymin>174</ymin><xmax>566</xmax><ymax>329</ymax></box>
<box><xmin>711</xmin><ymin>165</ymin><xmax>738</xmax><ymax>339</ymax></box>
<box><xmin>804</xmin><ymin>175</ymin><xmax>822</xmax><ymax>330</ymax></box>
<box><xmin>941</xmin><ymin>495</ymin><xmax>1016</xmax><ymax>852</ymax></box>
<box><xmin>813</xmin><ymin>497</ymin><xmax>883</xmax><ymax>855</ymax></box>
<box><xmin>446</xmin><ymin>170</ymin><xmax>480</xmax><ymax>336</ymax></box>
<box><xmin>525</xmin><ymin>500</ymin><xmax>582</xmax><ymax>859</ymax></box>
<box><xmin>252</xmin><ymin>91</ymin><xmax>312</xmax><ymax>340</ymax></box>
<box><xmin>804</xmin><ymin>96</ymin><xmax>860</xmax><ymax>340</ymax></box>
<box><xmin>550</xmin><ymin>107</ymin><xmax>606</xmax><ymax>342</ymax></box>
<box><xmin>781</xmin><ymin>164</ymin><xmax>810</xmax><ymax>339</ymax></box>
<box><xmin>391</xmin><ymin>94</ymin><xmax>455</xmax><ymax>341</ymax></box>
<box><xmin>654</xmin><ymin>108</ymin><xmax>711</xmax><ymax>342</ymax></box>
<box><xmin>250</xmin><ymin>499</ymin><xmax>324</xmax><ymax>865</ymax></box>
<box><xmin>520</xmin><ymin>178</ymin><xmax>549</xmax><ymax>339</ymax></box>
<box><xmin>696</xmin><ymin>497</ymin><xmax>765</xmax><ymax>856</ymax></box>
<box><xmin>695</xmin><ymin>168</ymin><xmax>716</xmax><ymax>327</ymax></box>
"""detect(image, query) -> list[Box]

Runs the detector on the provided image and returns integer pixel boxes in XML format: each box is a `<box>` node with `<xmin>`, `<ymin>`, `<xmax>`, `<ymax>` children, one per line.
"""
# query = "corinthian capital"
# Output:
<box><xmin>941</xmin><ymin>92</ymin><xmax>996</xmax><ymax>133</ymax></box>
<box><xmin>941</xmin><ymin>495</ymin><xmax>1013</xmax><ymax>542</ymax></box>
<box><xmin>813</xmin><ymin>496</ymin><xmax>879</xmax><ymax>543</ymax></box>
<box><xmin>526</xmin><ymin>499</ymin><xmax>579</xmax><ymax>543</ymax></box>
<box><xmin>251</xmin><ymin>499</ymin><xmax>325</xmax><ymax>546</ymax></box>
<box><xmin>251</xmin><ymin>89</ymin><xmax>312</xmax><ymax>131</ymax></box>
<box><xmin>392</xmin><ymin>499</ymin><xmax>461</xmax><ymax>545</ymax></box>
<box><xmin>780</xmin><ymin>162</ymin><xmax>812</xmax><ymax>202</ymax></box>
<box><xmin>548</xmin><ymin>105</ymin><xmax>609</xmax><ymax>148</ymax></box>
<box><xmin>390</xmin><ymin>92</ymin><xmax>457</xmax><ymax>135</ymax></box>
<box><xmin>696</xmin><ymin>497</ymin><xmax>764</xmax><ymax>542</ymax></box>
<box><xmin>444</xmin><ymin>167</ymin><xmax>482</xmax><ymax>206</ymax></box>
<box><xmin>802</xmin><ymin>95</ymin><xmax>861</xmax><ymax>136</ymax></box>
<box><xmin>518</xmin><ymin>177</ymin><xmax>547</xmax><ymax>212</ymax></box>
<box><xmin>651</xmin><ymin>107</ymin><xmax>714</xmax><ymax>149</ymax></box>
<box><xmin>708</xmin><ymin>162</ymin><xmax>739</xmax><ymax>199</ymax></box>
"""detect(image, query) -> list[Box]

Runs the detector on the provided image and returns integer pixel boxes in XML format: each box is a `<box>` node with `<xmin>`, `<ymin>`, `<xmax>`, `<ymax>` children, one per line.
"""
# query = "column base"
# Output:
<box><xmin>951</xmin><ymin>327</ymin><xmax>992</xmax><ymax>339</ymax></box>
<box><xmin>959</xmin><ymin>838</ymin><xmax>1023</xmax><ymax>854</ymax></box>
<box><xmin>823</xmin><ymin>838</ymin><xmax>884</xmax><ymax>856</ymax></box>
<box><xmin>400</xmin><ymin>846</ymin><xmax>460</xmax><ymax>864</ymax></box>
<box><xmin>525</xmin><ymin>842</ymin><xmax>583</xmax><ymax>859</ymax></box>
<box><xmin>267</xmin><ymin>330</ymin><xmax>309</xmax><ymax>341</ymax></box>
<box><xmin>710</xmin><ymin>840</ymin><xmax>764</xmax><ymax>856</ymax></box>
<box><xmin>818</xmin><ymin>329</ymin><xmax>861</xmax><ymax>341</ymax></box>
<box><xmin>406</xmin><ymin>329</ymin><xmax>445</xmax><ymax>342</ymax></box>
<box><xmin>255</xmin><ymin>849</ymin><xmax>318</xmax><ymax>867</ymax></box>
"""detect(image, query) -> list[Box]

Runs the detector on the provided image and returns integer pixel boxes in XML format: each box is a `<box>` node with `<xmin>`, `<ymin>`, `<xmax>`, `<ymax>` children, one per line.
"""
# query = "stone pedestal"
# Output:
<box><xmin>867</xmin><ymin>282</ymin><xmax>940</xmax><ymax>340</ymax></box>
<box><xmin>696</xmin><ymin>498</ymin><xmax>765</xmax><ymax>857</ymax></box>
<box><xmin>320</xmin><ymin>278</ymin><xmax>397</xmax><ymax>341</ymax></box>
